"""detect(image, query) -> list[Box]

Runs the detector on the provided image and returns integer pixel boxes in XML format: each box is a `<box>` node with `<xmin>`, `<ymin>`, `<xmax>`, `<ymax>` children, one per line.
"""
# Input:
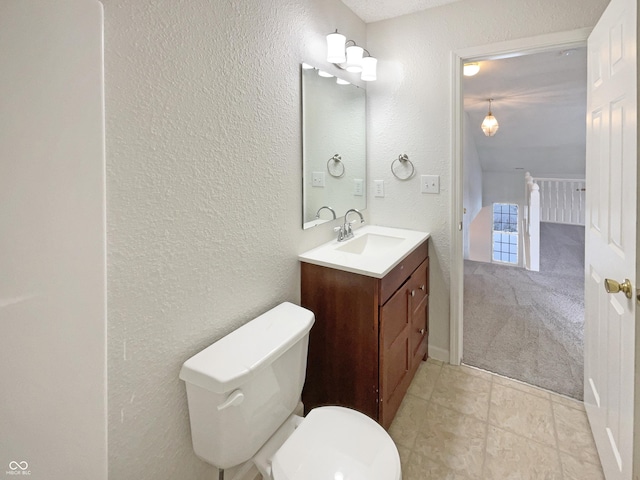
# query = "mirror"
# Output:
<box><xmin>301</xmin><ymin>64</ymin><xmax>366</xmax><ymax>229</ymax></box>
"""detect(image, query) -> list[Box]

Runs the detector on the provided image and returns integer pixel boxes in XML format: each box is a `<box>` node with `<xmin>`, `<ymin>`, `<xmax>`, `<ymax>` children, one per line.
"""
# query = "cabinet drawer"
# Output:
<box><xmin>379</xmin><ymin>241</ymin><xmax>428</xmax><ymax>305</ymax></box>
<box><xmin>408</xmin><ymin>258</ymin><xmax>428</xmax><ymax>309</ymax></box>
<box><xmin>410</xmin><ymin>295</ymin><xmax>428</xmax><ymax>360</ymax></box>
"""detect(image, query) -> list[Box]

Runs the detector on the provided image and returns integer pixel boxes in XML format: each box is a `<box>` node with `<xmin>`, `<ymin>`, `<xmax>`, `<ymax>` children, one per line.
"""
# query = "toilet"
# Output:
<box><xmin>179</xmin><ymin>302</ymin><xmax>401</xmax><ymax>480</ymax></box>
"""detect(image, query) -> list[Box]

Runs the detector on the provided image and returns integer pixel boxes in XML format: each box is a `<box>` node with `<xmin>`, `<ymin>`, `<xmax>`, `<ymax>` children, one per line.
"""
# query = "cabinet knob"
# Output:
<box><xmin>419</xmin><ymin>284</ymin><xmax>426</xmax><ymax>291</ymax></box>
<box><xmin>411</xmin><ymin>290</ymin><xmax>415</xmax><ymax>297</ymax></box>
<box><xmin>419</xmin><ymin>328</ymin><xmax>426</xmax><ymax>335</ymax></box>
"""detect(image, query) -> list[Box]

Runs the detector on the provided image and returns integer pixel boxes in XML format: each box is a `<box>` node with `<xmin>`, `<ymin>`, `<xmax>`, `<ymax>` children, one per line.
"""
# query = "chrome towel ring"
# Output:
<box><xmin>391</xmin><ymin>154</ymin><xmax>415</xmax><ymax>180</ymax></box>
<box><xmin>327</xmin><ymin>154</ymin><xmax>346</xmax><ymax>178</ymax></box>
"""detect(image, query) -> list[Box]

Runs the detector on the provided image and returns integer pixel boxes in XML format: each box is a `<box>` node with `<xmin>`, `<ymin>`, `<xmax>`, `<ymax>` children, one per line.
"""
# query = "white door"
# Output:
<box><xmin>584</xmin><ymin>0</ymin><xmax>637</xmax><ymax>478</ymax></box>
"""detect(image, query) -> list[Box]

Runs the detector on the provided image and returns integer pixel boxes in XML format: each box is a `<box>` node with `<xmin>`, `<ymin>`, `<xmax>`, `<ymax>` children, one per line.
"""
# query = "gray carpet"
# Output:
<box><xmin>463</xmin><ymin>223</ymin><xmax>585</xmax><ymax>399</ymax></box>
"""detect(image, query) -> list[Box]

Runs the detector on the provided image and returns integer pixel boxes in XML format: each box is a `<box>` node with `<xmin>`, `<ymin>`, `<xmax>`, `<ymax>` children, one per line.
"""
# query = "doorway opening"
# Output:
<box><xmin>450</xmin><ymin>30</ymin><xmax>590</xmax><ymax>399</ymax></box>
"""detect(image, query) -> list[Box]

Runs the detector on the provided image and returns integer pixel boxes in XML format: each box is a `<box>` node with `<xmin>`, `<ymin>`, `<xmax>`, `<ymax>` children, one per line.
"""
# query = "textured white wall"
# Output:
<box><xmin>104</xmin><ymin>1</ymin><xmax>365</xmax><ymax>479</ymax></box>
<box><xmin>365</xmin><ymin>0</ymin><xmax>609</xmax><ymax>356</ymax></box>
<box><xmin>482</xmin><ymin>171</ymin><xmax>526</xmax><ymax>207</ymax></box>
<box><xmin>0</xmin><ymin>1</ymin><xmax>106</xmax><ymax>478</ymax></box>
<box><xmin>468</xmin><ymin>206</ymin><xmax>492</xmax><ymax>263</ymax></box>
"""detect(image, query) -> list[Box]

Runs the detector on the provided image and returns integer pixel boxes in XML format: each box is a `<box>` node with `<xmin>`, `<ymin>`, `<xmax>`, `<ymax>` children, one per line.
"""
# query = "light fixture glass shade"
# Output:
<box><xmin>326</xmin><ymin>32</ymin><xmax>346</xmax><ymax>63</ymax></box>
<box><xmin>481</xmin><ymin>113</ymin><xmax>499</xmax><ymax>136</ymax></box>
<box><xmin>463</xmin><ymin>62</ymin><xmax>480</xmax><ymax>76</ymax></box>
<box><xmin>361</xmin><ymin>56</ymin><xmax>377</xmax><ymax>81</ymax></box>
<box><xmin>345</xmin><ymin>45</ymin><xmax>364</xmax><ymax>72</ymax></box>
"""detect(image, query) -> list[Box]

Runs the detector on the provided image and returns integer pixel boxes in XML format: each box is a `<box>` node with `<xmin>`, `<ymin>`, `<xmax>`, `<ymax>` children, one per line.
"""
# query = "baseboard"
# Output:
<box><xmin>428</xmin><ymin>344</ymin><xmax>450</xmax><ymax>363</ymax></box>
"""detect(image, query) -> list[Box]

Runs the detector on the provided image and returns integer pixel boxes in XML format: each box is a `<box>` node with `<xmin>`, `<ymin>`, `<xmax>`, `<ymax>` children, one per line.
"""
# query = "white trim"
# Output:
<box><xmin>449</xmin><ymin>28</ymin><xmax>591</xmax><ymax>367</ymax></box>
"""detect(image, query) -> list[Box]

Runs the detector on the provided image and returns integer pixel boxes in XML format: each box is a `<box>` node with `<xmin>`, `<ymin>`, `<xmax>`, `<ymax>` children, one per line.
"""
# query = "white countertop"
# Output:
<box><xmin>298</xmin><ymin>225</ymin><xmax>430</xmax><ymax>278</ymax></box>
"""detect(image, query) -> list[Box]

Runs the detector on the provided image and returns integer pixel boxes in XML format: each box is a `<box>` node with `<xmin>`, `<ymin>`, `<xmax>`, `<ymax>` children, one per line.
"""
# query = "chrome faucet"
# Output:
<box><xmin>335</xmin><ymin>208</ymin><xmax>365</xmax><ymax>241</ymax></box>
<box><xmin>315</xmin><ymin>205</ymin><xmax>336</xmax><ymax>220</ymax></box>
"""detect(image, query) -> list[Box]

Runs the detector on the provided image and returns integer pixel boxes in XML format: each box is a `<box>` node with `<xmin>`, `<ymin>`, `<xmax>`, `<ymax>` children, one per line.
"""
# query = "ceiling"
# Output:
<box><xmin>464</xmin><ymin>48</ymin><xmax>587</xmax><ymax>175</ymax></box>
<box><xmin>339</xmin><ymin>0</ymin><xmax>588</xmax><ymax>177</ymax></box>
<box><xmin>340</xmin><ymin>0</ymin><xmax>463</xmax><ymax>23</ymax></box>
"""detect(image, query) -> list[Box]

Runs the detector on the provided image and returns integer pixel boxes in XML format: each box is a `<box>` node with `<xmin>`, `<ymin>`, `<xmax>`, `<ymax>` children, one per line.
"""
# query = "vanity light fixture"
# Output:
<box><xmin>481</xmin><ymin>98</ymin><xmax>499</xmax><ymax>137</ymax></box>
<box><xmin>326</xmin><ymin>30</ymin><xmax>377</xmax><ymax>82</ymax></box>
<box><xmin>463</xmin><ymin>62</ymin><xmax>480</xmax><ymax>76</ymax></box>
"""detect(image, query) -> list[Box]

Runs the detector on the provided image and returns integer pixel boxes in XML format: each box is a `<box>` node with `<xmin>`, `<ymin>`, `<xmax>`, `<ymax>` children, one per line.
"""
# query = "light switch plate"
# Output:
<box><xmin>421</xmin><ymin>175</ymin><xmax>440</xmax><ymax>194</ymax></box>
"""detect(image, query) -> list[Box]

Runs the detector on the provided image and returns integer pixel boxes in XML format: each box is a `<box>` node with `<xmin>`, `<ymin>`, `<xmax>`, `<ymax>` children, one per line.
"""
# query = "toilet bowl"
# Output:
<box><xmin>270</xmin><ymin>406</ymin><xmax>400</xmax><ymax>480</ymax></box>
<box><xmin>179</xmin><ymin>302</ymin><xmax>401</xmax><ymax>480</ymax></box>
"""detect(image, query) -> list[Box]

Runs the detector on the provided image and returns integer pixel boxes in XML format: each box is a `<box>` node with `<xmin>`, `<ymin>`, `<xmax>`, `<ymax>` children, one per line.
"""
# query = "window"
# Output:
<box><xmin>492</xmin><ymin>203</ymin><xmax>518</xmax><ymax>264</ymax></box>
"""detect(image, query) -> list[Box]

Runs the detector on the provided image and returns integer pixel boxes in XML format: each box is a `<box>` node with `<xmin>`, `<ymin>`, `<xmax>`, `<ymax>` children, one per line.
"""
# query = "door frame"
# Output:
<box><xmin>449</xmin><ymin>28</ymin><xmax>592</xmax><ymax>365</ymax></box>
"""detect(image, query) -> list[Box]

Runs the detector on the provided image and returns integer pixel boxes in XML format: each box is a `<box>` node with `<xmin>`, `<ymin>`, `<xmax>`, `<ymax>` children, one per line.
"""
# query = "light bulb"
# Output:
<box><xmin>361</xmin><ymin>56</ymin><xmax>377</xmax><ymax>81</ymax></box>
<box><xmin>345</xmin><ymin>45</ymin><xmax>364</xmax><ymax>73</ymax></box>
<box><xmin>463</xmin><ymin>62</ymin><xmax>480</xmax><ymax>76</ymax></box>
<box><xmin>326</xmin><ymin>32</ymin><xmax>346</xmax><ymax>63</ymax></box>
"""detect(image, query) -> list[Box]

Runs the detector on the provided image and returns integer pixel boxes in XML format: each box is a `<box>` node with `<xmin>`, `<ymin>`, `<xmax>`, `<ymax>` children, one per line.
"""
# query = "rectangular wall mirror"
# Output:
<box><xmin>301</xmin><ymin>63</ymin><xmax>366</xmax><ymax>229</ymax></box>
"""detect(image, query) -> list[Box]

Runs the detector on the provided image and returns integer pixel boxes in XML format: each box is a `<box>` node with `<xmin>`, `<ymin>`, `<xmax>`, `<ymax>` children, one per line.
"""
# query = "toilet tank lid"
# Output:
<box><xmin>179</xmin><ymin>302</ymin><xmax>315</xmax><ymax>394</ymax></box>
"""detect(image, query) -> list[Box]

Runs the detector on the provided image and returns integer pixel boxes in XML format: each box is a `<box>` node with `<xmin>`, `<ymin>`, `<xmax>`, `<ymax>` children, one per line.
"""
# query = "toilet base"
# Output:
<box><xmin>252</xmin><ymin>414</ymin><xmax>303</xmax><ymax>479</ymax></box>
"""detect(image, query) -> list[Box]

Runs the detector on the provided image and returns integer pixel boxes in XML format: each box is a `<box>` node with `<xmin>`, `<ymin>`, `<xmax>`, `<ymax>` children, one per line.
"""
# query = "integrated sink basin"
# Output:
<box><xmin>335</xmin><ymin>233</ymin><xmax>405</xmax><ymax>255</ymax></box>
<box><xmin>299</xmin><ymin>225</ymin><xmax>430</xmax><ymax>278</ymax></box>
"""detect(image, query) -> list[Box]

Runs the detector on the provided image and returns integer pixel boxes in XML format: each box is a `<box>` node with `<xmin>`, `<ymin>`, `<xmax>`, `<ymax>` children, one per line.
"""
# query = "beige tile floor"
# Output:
<box><xmin>390</xmin><ymin>359</ymin><xmax>605</xmax><ymax>480</ymax></box>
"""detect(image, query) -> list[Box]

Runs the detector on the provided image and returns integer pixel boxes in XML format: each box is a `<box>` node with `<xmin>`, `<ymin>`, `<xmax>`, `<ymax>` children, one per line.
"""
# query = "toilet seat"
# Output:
<box><xmin>270</xmin><ymin>406</ymin><xmax>401</xmax><ymax>480</ymax></box>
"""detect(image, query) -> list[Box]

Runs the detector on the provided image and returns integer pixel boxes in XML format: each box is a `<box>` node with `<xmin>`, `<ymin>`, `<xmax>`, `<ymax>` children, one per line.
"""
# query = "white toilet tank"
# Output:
<box><xmin>179</xmin><ymin>302</ymin><xmax>315</xmax><ymax>470</ymax></box>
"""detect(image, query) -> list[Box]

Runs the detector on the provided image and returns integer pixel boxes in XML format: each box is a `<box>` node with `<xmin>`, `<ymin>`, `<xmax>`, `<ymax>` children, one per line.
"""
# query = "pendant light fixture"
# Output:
<box><xmin>481</xmin><ymin>98</ymin><xmax>499</xmax><ymax>137</ymax></box>
<box><xmin>325</xmin><ymin>30</ymin><xmax>377</xmax><ymax>82</ymax></box>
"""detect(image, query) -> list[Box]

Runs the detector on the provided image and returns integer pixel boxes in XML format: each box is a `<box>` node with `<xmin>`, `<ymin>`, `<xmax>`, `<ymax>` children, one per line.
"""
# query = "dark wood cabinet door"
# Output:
<box><xmin>301</xmin><ymin>263</ymin><xmax>380</xmax><ymax>421</ymax></box>
<box><xmin>379</xmin><ymin>284</ymin><xmax>410</xmax><ymax>428</ymax></box>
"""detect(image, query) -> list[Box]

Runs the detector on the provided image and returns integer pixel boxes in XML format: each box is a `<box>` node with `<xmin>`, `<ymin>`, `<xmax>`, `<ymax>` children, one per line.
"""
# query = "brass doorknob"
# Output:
<box><xmin>604</xmin><ymin>278</ymin><xmax>632</xmax><ymax>299</ymax></box>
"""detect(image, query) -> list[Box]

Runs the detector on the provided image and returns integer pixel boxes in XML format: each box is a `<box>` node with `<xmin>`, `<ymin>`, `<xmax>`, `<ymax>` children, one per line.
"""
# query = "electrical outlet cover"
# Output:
<box><xmin>312</xmin><ymin>171</ymin><xmax>325</xmax><ymax>187</ymax></box>
<box><xmin>354</xmin><ymin>179</ymin><xmax>364</xmax><ymax>196</ymax></box>
<box><xmin>374</xmin><ymin>179</ymin><xmax>384</xmax><ymax>197</ymax></box>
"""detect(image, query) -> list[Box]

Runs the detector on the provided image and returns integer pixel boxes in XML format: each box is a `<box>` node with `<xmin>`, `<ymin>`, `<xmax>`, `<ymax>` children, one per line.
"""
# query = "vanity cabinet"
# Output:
<box><xmin>301</xmin><ymin>239</ymin><xmax>428</xmax><ymax>429</ymax></box>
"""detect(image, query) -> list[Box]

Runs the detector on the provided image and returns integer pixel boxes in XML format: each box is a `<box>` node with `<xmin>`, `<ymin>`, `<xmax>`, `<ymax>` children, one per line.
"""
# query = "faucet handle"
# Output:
<box><xmin>344</xmin><ymin>222</ymin><xmax>354</xmax><ymax>237</ymax></box>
